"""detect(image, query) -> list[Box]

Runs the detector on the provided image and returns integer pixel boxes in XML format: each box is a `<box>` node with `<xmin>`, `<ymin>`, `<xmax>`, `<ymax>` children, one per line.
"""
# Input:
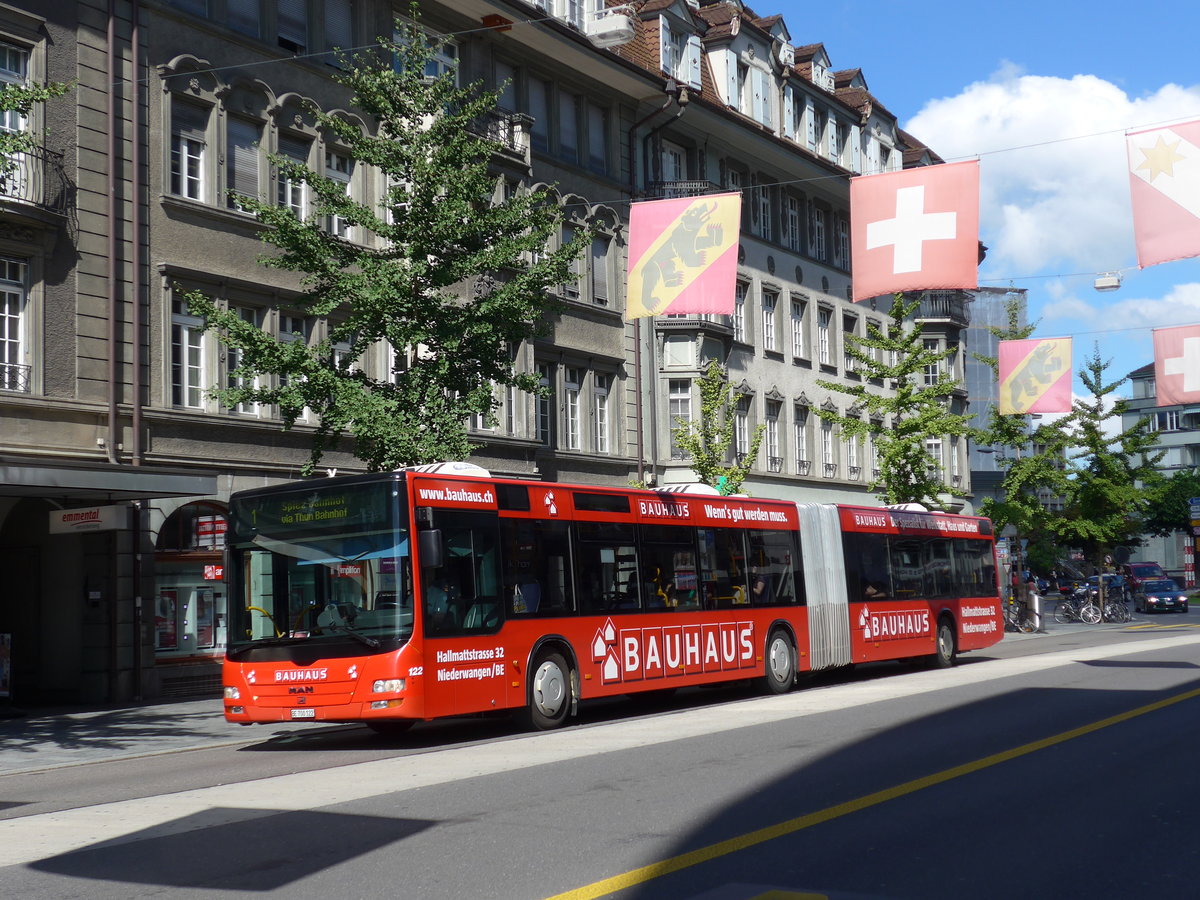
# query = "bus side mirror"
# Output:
<box><xmin>419</xmin><ymin>529</ymin><xmax>443</xmax><ymax>568</ymax></box>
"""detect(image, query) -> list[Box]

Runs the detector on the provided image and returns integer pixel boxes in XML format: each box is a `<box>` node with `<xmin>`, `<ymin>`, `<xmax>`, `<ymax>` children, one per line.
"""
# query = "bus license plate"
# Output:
<box><xmin>290</xmin><ymin>708</ymin><xmax>316</xmax><ymax>719</ymax></box>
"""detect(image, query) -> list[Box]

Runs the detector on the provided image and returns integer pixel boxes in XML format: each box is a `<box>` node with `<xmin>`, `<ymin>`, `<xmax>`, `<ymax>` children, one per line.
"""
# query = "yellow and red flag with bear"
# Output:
<box><xmin>998</xmin><ymin>338</ymin><xmax>1073</xmax><ymax>415</ymax></box>
<box><xmin>626</xmin><ymin>192</ymin><xmax>741</xmax><ymax>320</ymax></box>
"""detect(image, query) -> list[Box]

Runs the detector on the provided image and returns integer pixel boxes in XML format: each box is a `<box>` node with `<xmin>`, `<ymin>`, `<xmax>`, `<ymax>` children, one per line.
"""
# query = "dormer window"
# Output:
<box><xmin>658</xmin><ymin>14</ymin><xmax>701</xmax><ymax>90</ymax></box>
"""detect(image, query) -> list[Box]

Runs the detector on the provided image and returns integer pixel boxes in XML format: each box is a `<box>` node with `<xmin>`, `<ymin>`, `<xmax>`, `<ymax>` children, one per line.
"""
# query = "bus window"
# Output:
<box><xmin>699</xmin><ymin>527</ymin><xmax>749</xmax><ymax>609</ymax></box>
<box><xmin>423</xmin><ymin>511</ymin><xmax>502</xmax><ymax>636</ymax></box>
<box><xmin>843</xmin><ymin>532</ymin><xmax>891</xmax><ymax>601</ymax></box>
<box><xmin>746</xmin><ymin>529</ymin><xmax>803</xmax><ymax>606</ymax></box>
<box><xmin>890</xmin><ymin>539</ymin><xmax>924</xmax><ymax>599</ymax></box>
<box><xmin>923</xmin><ymin>539</ymin><xmax>954</xmax><ymax>598</ymax></box>
<box><xmin>574</xmin><ymin>522</ymin><xmax>638</xmax><ymax>614</ymax></box>
<box><xmin>500</xmin><ymin>518</ymin><xmax>575</xmax><ymax>617</ymax></box>
<box><xmin>640</xmin><ymin>524</ymin><xmax>699</xmax><ymax>610</ymax></box>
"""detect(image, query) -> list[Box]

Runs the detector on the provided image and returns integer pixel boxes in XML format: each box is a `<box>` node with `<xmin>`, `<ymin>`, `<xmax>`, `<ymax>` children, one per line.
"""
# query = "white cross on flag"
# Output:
<box><xmin>849</xmin><ymin>160</ymin><xmax>980</xmax><ymax>303</ymax></box>
<box><xmin>1153</xmin><ymin>323</ymin><xmax>1200</xmax><ymax>406</ymax></box>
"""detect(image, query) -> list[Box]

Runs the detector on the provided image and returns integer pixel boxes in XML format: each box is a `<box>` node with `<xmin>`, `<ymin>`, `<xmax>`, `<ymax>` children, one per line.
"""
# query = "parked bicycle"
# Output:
<box><xmin>1103</xmin><ymin>598</ymin><xmax>1132</xmax><ymax>623</ymax></box>
<box><xmin>1005</xmin><ymin>597</ymin><xmax>1038</xmax><ymax>633</ymax></box>
<box><xmin>1054</xmin><ymin>590</ymin><xmax>1101</xmax><ymax>625</ymax></box>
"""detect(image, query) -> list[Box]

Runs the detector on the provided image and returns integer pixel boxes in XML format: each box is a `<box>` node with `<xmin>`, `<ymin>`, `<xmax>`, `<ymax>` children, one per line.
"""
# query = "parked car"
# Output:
<box><xmin>1134</xmin><ymin>578</ymin><xmax>1190</xmax><ymax>614</ymax></box>
<box><xmin>1084</xmin><ymin>574</ymin><xmax>1130</xmax><ymax>602</ymax></box>
<box><xmin>1122</xmin><ymin>561</ymin><xmax>1167</xmax><ymax>593</ymax></box>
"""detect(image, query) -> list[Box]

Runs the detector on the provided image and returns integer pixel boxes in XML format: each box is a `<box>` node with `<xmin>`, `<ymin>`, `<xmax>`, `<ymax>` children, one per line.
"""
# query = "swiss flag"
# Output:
<box><xmin>850</xmin><ymin>160</ymin><xmax>980</xmax><ymax>303</ymax></box>
<box><xmin>1153</xmin><ymin>323</ymin><xmax>1200</xmax><ymax>406</ymax></box>
<box><xmin>1128</xmin><ymin>119</ymin><xmax>1200</xmax><ymax>269</ymax></box>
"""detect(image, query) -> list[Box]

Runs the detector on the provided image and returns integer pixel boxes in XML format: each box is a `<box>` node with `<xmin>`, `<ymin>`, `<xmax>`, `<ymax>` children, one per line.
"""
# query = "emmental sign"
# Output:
<box><xmin>49</xmin><ymin>504</ymin><xmax>129</xmax><ymax>534</ymax></box>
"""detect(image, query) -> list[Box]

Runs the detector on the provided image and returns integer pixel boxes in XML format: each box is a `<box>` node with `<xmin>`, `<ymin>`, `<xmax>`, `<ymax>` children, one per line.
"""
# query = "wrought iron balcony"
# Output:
<box><xmin>768</xmin><ymin>456</ymin><xmax>783</xmax><ymax>473</ymax></box>
<box><xmin>796</xmin><ymin>459</ymin><xmax>811</xmax><ymax>476</ymax></box>
<box><xmin>916</xmin><ymin>291</ymin><xmax>968</xmax><ymax>326</ymax></box>
<box><xmin>849</xmin><ymin>465</ymin><xmax>861</xmax><ymax>480</ymax></box>
<box><xmin>645</xmin><ymin>180</ymin><xmax>723</xmax><ymax>200</ymax></box>
<box><xmin>468</xmin><ymin>110</ymin><xmax>531</xmax><ymax>162</ymax></box>
<box><xmin>1</xmin><ymin>362</ymin><xmax>31</xmax><ymax>393</ymax></box>
<box><xmin>0</xmin><ymin>146</ymin><xmax>70</xmax><ymax>216</ymax></box>
<box><xmin>823</xmin><ymin>463</ymin><xmax>838</xmax><ymax>478</ymax></box>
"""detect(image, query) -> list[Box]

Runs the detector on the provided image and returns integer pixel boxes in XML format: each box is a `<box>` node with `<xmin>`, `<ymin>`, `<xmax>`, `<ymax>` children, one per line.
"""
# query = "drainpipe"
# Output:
<box><xmin>628</xmin><ymin>83</ymin><xmax>680</xmax><ymax>485</ymax></box>
<box><xmin>131</xmin><ymin>2</ymin><xmax>143</xmax><ymax>466</ymax></box>
<box><xmin>105</xmin><ymin>0</ymin><xmax>120</xmax><ymax>465</ymax></box>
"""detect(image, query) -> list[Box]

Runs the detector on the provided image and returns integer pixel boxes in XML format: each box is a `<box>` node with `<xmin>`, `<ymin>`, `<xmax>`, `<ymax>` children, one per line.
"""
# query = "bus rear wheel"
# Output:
<box><xmin>763</xmin><ymin>629</ymin><xmax>796</xmax><ymax>694</ymax></box>
<box><xmin>524</xmin><ymin>651</ymin><xmax>572</xmax><ymax>731</ymax></box>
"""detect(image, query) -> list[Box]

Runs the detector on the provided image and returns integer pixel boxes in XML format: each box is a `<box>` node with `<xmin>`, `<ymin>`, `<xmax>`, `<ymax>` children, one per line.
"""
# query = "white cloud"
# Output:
<box><xmin>906</xmin><ymin>70</ymin><xmax>1200</xmax><ymax>276</ymax></box>
<box><xmin>1041</xmin><ymin>281</ymin><xmax>1200</xmax><ymax>328</ymax></box>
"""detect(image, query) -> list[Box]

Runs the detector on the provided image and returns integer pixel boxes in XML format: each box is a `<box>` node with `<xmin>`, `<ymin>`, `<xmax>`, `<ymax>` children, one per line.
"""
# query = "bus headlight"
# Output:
<box><xmin>224</xmin><ymin>686</ymin><xmax>241</xmax><ymax>700</ymax></box>
<box><xmin>372</xmin><ymin>679</ymin><xmax>406</xmax><ymax>693</ymax></box>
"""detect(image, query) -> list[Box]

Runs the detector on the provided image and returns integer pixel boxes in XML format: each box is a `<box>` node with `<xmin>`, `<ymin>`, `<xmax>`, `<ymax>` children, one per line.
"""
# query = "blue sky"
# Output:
<box><xmin>784</xmin><ymin>0</ymin><xmax>1200</xmax><ymax>398</ymax></box>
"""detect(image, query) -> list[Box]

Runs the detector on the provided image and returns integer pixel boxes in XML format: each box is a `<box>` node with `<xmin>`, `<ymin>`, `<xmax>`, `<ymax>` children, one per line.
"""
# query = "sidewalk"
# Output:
<box><xmin>0</xmin><ymin>696</ymin><xmax>313</xmax><ymax>776</ymax></box>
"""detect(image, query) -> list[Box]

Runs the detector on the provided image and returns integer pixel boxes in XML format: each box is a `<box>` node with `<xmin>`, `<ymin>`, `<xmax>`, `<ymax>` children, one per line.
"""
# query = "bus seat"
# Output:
<box><xmin>518</xmin><ymin>582</ymin><xmax>540</xmax><ymax>613</ymax></box>
<box><xmin>463</xmin><ymin>602</ymin><xmax>498</xmax><ymax>629</ymax></box>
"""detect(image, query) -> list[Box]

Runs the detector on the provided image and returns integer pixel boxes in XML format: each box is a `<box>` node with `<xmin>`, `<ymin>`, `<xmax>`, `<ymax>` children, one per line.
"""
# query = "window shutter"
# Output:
<box><xmin>659</xmin><ymin>16</ymin><xmax>671</xmax><ymax>76</ymax></box>
<box><xmin>782</xmin><ymin>84</ymin><xmax>794</xmax><ymax>139</ymax></box>
<box><xmin>324</xmin><ymin>0</ymin><xmax>352</xmax><ymax>50</ymax></box>
<box><xmin>278</xmin><ymin>0</ymin><xmax>307</xmax><ymax>49</ymax></box>
<box><xmin>724</xmin><ymin>49</ymin><xmax>737</xmax><ymax>106</ymax></box>
<box><xmin>804</xmin><ymin>97</ymin><xmax>815</xmax><ymax>150</ymax></box>
<box><xmin>226</xmin><ymin>3</ymin><xmax>260</xmax><ymax>37</ymax></box>
<box><xmin>849</xmin><ymin>125</ymin><xmax>861</xmax><ymax>174</ymax></box>
<box><xmin>759</xmin><ymin>70</ymin><xmax>774</xmax><ymax>130</ymax></box>
<box><xmin>591</xmin><ymin>236</ymin><xmax>609</xmax><ymax>304</ymax></box>
<box><xmin>227</xmin><ymin>117</ymin><xmax>260</xmax><ymax>201</ymax></box>
<box><xmin>277</xmin><ymin>133</ymin><xmax>308</xmax><ymax>165</ymax></box>
<box><xmin>751</xmin><ymin>69</ymin><xmax>765</xmax><ymax>124</ymax></box>
<box><xmin>173</xmin><ymin>101</ymin><xmax>208</xmax><ymax>141</ymax></box>
<box><xmin>686</xmin><ymin>34</ymin><xmax>701</xmax><ymax>89</ymax></box>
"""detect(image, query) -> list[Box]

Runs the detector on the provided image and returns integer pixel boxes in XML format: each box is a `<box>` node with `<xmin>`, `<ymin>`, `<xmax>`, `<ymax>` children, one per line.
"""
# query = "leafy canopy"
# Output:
<box><xmin>186</xmin><ymin>15</ymin><xmax>587</xmax><ymax>473</ymax></box>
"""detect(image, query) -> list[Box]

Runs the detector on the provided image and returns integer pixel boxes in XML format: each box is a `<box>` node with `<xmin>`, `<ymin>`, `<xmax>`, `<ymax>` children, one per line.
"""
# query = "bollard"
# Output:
<box><xmin>1030</xmin><ymin>591</ymin><xmax>1044</xmax><ymax>632</ymax></box>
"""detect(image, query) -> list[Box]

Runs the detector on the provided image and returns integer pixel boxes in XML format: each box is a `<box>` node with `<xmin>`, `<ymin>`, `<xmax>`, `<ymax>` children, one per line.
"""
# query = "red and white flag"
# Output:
<box><xmin>1153</xmin><ymin>323</ymin><xmax>1200</xmax><ymax>406</ymax></box>
<box><xmin>1128</xmin><ymin>119</ymin><xmax>1200</xmax><ymax>269</ymax></box>
<box><xmin>850</xmin><ymin>160</ymin><xmax>980</xmax><ymax>303</ymax></box>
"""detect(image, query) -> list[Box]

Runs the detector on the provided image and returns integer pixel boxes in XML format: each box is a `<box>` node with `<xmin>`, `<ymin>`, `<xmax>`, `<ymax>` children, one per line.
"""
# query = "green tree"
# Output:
<box><xmin>186</xmin><ymin>16</ymin><xmax>586</xmax><ymax>473</ymax></box>
<box><xmin>670</xmin><ymin>358</ymin><xmax>764</xmax><ymax>495</ymax></box>
<box><xmin>1050</xmin><ymin>348</ymin><xmax>1164</xmax><ymax>571</ymax></box>
<box><xmin>0</xmin><ymin>79</ymin><xmax>72</xmax><ymax>170</ymax></box>
<box><xmin>1143</xmin><ymin>467</ymin><xmax>1200</xmax><ymax>537</ymax></box>
<box><xmin>816</xmin><ymin>293</ymin><xmax>972</xmax><ymax>509</ymax></box>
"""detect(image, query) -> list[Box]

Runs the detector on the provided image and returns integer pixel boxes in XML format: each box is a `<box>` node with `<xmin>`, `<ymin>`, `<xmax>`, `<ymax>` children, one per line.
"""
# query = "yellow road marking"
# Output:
<box><xmin>546</xmin><ymin>686</ymin><xmax>1200</xmax><ymax>900</ymax></box>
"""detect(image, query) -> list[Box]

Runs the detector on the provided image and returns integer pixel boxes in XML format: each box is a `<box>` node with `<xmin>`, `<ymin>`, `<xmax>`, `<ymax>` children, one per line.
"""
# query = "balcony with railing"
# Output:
<box><xmin>915</xmin><ymin>291</ymin><xmax>969</xmax><ymax>326</ymax></box>
<box><xmin>823</xmin><ymin>463</ymin><xmax>838</xmax><ymax>478</ymax></box>
<box><xmin>645</xmin><ymin>180</ymin><xmax>723</xmax><ymax>200</ymax></box>
<box><xmin>768</xmin><ymin>456</ymin><xmax>783</xmax><ymax>473</ymax></box>
<box><xmin>0</xmin><ymin>147</ymin><xmax>70</xmax><ymax>217</ymax></box>
<box><xmin>468</xmin><ymin>110</ymin><xmax>531</xmax><ymax>165</ymax></box>
<box><xmin>796</xmin><ymin>459</ymin><xmax>811</xmax><ymax>476</ymax></box>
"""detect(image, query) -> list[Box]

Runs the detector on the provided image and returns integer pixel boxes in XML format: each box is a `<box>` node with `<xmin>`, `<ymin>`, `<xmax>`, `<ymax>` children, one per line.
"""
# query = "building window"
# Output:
<box><xmin>669</xmin><ymin>378</ymin><xmax>690</xmax><ymax>458</ymax></box>
<box><xmin>765</xmin><ymin>400</ymin><xmax>781</xmax><ymax>472</ymax></box>
<box><xmin>791</xmin><ymin>297</ymin><xmax>806</xmax><ymax>359</ymax></box>
<box><xmin>794</xmin><ymin>404</ymin><xmax>809</xmax><ymax>473</ymax></box>
<box><xmin>558</xmin><ymin>89</ymin><xmax>579</xmax><ymax>165</ymax></box>
<box><xmin>587</xmin><ymin>102</ymin><xmax>608</xmax><ymax>175</ymax></box>
<box><xmin>1153</xmin><ymin>410</ymin><xmax>1180</xmax><ymax>431</ymax></box>
<box><xmin>782</xmin><ymin>194</ymin><xmax>802</xmax><ymax>252</ymax></box>
<box><xmin>750</xmin><ymin>176</ymin><xmax>770</xmax><ymax>239</ymax></box>
<box><xmin>528</xmin><ymin>77</ymin><xmax>549</xmax><ymax>153</ymax></box>
<box><xmin>818</xmin><ymin>307</ymin><xmax>831</xmax><ymax>365</ymax></box>
<box><xmin>926</xmin><ymin>437</ymin><xmax>943</xmax><ymax>479</ymax></box>
<box><xmin>590</xmin><ymin>234</ymin><xmax>610</xmax><ymax>306</ymax></box>
<box><xmin>0</xmin><ymin>257</ymin><xmax>28</xmax><ymax>393</ymax></box>
<box><xmin>562</xmin><ymin>224</ymin><xmax>582</xmax><ymax>299</ymax></box>
<box><xmin>226</xmin><ymin>306</ymin><xmax>262</xmax><ymax>416</ymax></box>
<box><xmin>537</xmin><ymin>363</ymin><xmax>554</xmax><ymax>445</ymax></box>
<box><xmin>659</xmin><ymin>17</ymin><xmax>700</xmax><ymax>89</ymax></box>
<box><xmin>762</xmin><ymin>289</ymin><xmax>777</xmax><ymax>352</ymax></box>
<box><xmin>594</xmin><ymin>373</ymin><xmax>610</xmax><ymax>454</ymax></box>
<box><xmin>735</xmin><ymin>396</ymin><xmax>751</xmax><ymax>460</ymax></box>
<box><xmin>324</xmin><ymin>149</ymin><xmax>353</xmax><ymax>238</ymax></box>
<box><xmin>226</xmin><ymin>116</ymin><xmax>260</xmax><ymax>209</ymax></box>
<box><xmin>733</xmin><ymin>282</ymin><xmax>747</xmax><ymax>342</ymax></box>
<box><xmin>170</xmin><ymin>101</ymin><xmax>208</xmax><ymax>201</ymax></box>
<box><xmin>842</xmin><ymin>314</ymin><xmax>858</xmax><ymax>373</ymax></box>
<box><xmin>227</xmin><ymin>2</ymin><xmax>260</xmax><ymax>37</ymax></box>
<box><xmin>821</xmin><ymin>418</ymin><xmax>836</xmax><ymax>476</ymax></box>
<box><xmin>660</xmin><ymin>140</ymin><xmax>685</xmax><ymax>183</ymax></box>
<box><xmin>171</xmin><ymin>294</ymin><xmax>206</xmax><ymax>409</ymax></box>
<box><xmin>847</xmin><ymin>427</ymin><xmax>860</xmax><ymax>478</ymax></box>
<box><xmin>923</xmin><ymin>338</ymin><xmax>941</xmax><ymax>386</ymax></box>
<box><xmin>324</xmin><ymin>0</ymin><xmax>353</xmax><ymax>58</ymax></box>
<box><xmin>564</xmin><ymin>366</ymin><xmax>582</xmax><ymax>450</ymax></box>
<box><xmin>276</xmin><ymin>133</ymin><xmax>310</xmax><ymax>217</ymax></box>
<box><xmin>0</xmin><ymin>42</ymin><xmax>28</xmax><ymax>135</ymax></box>
<box><xmin>811</xmin><ymin>207</ymin><xmax>828</xmax><ymax>261</ymax></box>
<box><xmin>836</xmin><ymin>216</ymin><xmax>850</xmax><ymax>269</ymax></box>
<box><xmin>277</xmin><ymin>0</ymin><xmax>308</xmax><ymax>53</ymax></box>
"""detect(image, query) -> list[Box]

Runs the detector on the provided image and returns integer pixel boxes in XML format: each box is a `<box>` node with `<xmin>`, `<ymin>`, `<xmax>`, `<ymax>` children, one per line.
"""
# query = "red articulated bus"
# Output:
<box><xmin>222</xmin><ymin>463</ymin><xmax>1003</xmax><ymax>733</ymax></box>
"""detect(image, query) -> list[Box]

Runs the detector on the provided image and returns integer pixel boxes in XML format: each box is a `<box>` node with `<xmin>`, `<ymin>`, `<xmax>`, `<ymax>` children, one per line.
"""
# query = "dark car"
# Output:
<box><xmin>1134</xmin><ymin>578</ymin><xmax>1190</xmax><ymax>614</ymax></box>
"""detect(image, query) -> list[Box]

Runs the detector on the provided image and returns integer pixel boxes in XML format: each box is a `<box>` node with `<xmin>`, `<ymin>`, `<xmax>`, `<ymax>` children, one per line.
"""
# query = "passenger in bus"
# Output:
<box><xmin>750</xmin><ymin>569</ymin><xmax>771</xmax><ymax>603</ymax></box>
<box><xmin>425</xmin><ymin>575</ymin><xmax>460</xmax><ymax>631</ymax></box>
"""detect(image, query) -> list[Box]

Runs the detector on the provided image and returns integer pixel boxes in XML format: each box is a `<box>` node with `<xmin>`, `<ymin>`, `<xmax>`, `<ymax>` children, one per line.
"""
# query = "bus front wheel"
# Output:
<box><xmin>524</xmin><ymin>651</ymin><xmax>572</xmax><ymax>731</ymax></box>
<box><xmin>930</xmin><ymin>618</ymin><xmax>957</xmax><ymax>669</ymax></box>
<box><xmin>763</xmin><ymin>629</ymin><xmax>796</xmax><ymax>694</ymax></box>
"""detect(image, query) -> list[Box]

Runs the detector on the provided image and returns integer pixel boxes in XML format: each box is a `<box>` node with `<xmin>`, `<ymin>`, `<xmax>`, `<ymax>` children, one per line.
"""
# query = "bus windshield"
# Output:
<box><xmin>225</xmin><ymin>480</ymin><xmax>413</xmax><ymax>652</ymax></box>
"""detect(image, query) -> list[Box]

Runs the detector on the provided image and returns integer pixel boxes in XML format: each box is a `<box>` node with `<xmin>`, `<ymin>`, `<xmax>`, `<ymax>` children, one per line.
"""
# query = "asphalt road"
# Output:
<box><xmin>2</xmin><ymin>618</ymin><xmax>1199</xmax><ymax>899</ymax></box>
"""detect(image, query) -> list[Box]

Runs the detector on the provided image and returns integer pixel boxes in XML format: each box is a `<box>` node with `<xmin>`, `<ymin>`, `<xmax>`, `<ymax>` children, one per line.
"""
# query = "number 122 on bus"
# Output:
<box><xmin>222</xmin><ymin>463</ymin><xmax>1002</xmax><ymax>734</ymax></box>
